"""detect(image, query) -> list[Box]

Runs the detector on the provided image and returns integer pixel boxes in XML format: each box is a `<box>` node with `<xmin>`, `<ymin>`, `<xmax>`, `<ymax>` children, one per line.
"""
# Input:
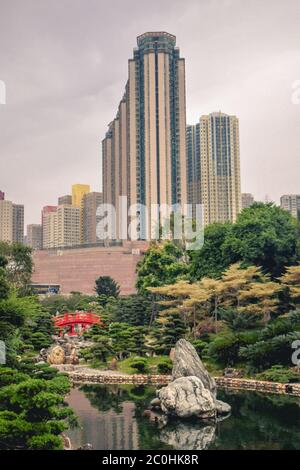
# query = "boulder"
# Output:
<box><xmin>47</xmin><ymin>345</ymin><xmax>65</xmax><ymax>365</ymax></box>
<box><xmin>215</xmin><ymin>399</ymin><xmax>231</xmax><ymax>415</ymax></box>
<box><xmin>172</xmin><ymin>339</ymin><xmax>217</xmax><ymax>397</ymax></box>
<box><xmin>157</xmin><ymin>376</ymin><xmax>216</xmax><ymax>419</ymax></box>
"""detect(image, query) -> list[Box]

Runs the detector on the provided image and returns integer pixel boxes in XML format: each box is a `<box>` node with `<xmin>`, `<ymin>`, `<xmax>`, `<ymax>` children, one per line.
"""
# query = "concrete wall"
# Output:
<box><xmin>32</xmin><ymin>242</ymin><xmax>149</xmax><ymax>295</ymax></box>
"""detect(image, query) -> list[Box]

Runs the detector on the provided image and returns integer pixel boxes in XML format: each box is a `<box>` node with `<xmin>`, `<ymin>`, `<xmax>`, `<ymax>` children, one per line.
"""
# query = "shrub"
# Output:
<box><xmin>130</xmin><ymin>357</ymin><xmax>148</xmax><ymax>373</ymax></box>
<box><xmin>157</xmin><ymin>359</ymin><xmax>172</xmax><ymax>374</ymax></box>
<box><xmin>257</xmin><ymin>365</ymin><xmax>300</xmax><ymax>384</ymax></box>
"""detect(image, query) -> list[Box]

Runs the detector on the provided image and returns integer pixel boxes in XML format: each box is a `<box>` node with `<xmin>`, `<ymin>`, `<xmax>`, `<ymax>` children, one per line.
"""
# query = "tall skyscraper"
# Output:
<box><xmin>42</xmin><ymin>210</ymin><xmax>58</xmax><ymax>249</ymax></box>
<box><xmin>102</xmin><ymin>32</ymin><xmax>188</xmax><ymax>238</ymax></box>
<box><xmin>82</xmin><ymin>192</ymin><xmax>103</xmax><ymax>244</ymax></box>
<box><xmin>280</xmin><ymin>194</ymin><xmax>300</xmax><ymax>219</ymax></box>
<box><xmin>242</xmin><ymin>193</ymin><xmax>255</xmax><ymax>210</ymax></box>
<box><xmin>0</xmin><ymin>200</ymin><xmax>13</xmax><ymax>242</ymax></box>
<box><xmin>187</xmin><ymin>112</ymin><xmax>241</xmax><ymax>225</ymax></box>
<box><xmin>41</xmin><ymin>205</ymin><xmax>57</xmax><ymax>247</ymax></box>
<box><xmin>27</xmin><ymin>224</ymin><xmax>43</xmax><ymax>250</ymax></box>
<box><xmin>58</xmin><ymin>195</ymin><xmax>72</xmax><ymax>205</ymax></box>
<box><xmin>12</xmin><ymin>204</ymin><xmax>24</xmax><ymax>243</ymax></box>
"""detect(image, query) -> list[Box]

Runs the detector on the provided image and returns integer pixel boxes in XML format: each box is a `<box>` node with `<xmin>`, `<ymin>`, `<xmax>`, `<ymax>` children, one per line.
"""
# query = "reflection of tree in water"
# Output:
<box><xmin>211</xmin><ymin>390</ymin><xmax>300</xmax><ymax>450</ymax></box>
<box><xmin>79</xmin><ymin>384</ymin><xmax>155</xmax><ymax>415</ymax></box>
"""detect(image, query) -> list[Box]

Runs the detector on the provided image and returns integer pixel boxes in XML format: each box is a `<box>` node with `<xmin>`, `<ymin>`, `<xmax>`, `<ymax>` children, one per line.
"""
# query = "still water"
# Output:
<box><xmin>66</xmin><ymin>384</ymin><xmax>300</xmax><ymax>450</ymax></box>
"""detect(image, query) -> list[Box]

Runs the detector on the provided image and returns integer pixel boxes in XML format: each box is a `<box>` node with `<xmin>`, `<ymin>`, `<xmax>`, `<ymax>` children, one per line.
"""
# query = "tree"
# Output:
<box><xmin>279</xmin><ymin>266</ymin><xmax>300</xmax><ymax>308</ymax></box>
<box><xmin>108</xmin><ymin>295</ymin><xmax>153</xmax><ymax>326</ymax></box>
<box><xmin>0</xmin><ymin>242</ymin><xmax>33</xmax><ymax>294</ymax></box>
<box><xmin>95</xmin><ymin>276</ymin><xmax>120</xmax><ymax>305</ymax></box>
<box><xmin>189</xmin><ymin>203</ymin><xmax>300</xmax><ymax>280</ymax></box>
<box><xmin>136</xmin><ymin>241</ymin><xmax>188</xmax><ymax>296</ymax></box>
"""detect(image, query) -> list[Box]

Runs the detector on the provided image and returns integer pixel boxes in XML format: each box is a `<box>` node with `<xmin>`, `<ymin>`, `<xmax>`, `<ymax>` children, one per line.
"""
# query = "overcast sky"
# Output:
<box><xmin>0</xmin><ymin>0</ymin><xmax>299</xmax><ymax>227</ymax></box>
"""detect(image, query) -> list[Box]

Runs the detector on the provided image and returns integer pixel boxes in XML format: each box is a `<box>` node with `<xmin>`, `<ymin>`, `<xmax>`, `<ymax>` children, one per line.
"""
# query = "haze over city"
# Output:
<box><xmin>0</xmin><ymin>0</ymin><xmax>299</xmax><ymax>225</ymax></box>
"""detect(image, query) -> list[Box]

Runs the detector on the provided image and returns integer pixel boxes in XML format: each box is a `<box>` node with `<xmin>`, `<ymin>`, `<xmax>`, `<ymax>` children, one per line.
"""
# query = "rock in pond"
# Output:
<box><xmin>172</xmin><ymin>339</ymin><xmax>217</xmax><ymax>397</ymax></box>
<box><xmin>157</xmin><ymin>376</ymin><xmax>217</xmax><ymax>419</ymax></box>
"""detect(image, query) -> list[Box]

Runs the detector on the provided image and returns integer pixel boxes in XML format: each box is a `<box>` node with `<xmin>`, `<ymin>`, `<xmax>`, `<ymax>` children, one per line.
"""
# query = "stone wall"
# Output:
<box><xmin>65</xmin><ymin>370</ymin><xmax>300</xmax><ymax>396</ymax></box>
<box><xmin>32</xmin><ymin>241</ymin><xmax>149</xmax><ymax>295</ymax></box>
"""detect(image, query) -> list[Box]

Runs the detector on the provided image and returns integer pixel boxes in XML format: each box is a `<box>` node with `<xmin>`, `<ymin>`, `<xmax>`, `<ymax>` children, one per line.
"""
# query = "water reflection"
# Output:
<box><xmin>66</xmin><ymin>384</ymin><xmax>300</xmax><ymax>450</ymax></box>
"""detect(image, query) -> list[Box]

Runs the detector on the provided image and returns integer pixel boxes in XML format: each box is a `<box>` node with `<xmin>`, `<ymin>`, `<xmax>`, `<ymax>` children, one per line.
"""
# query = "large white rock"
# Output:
<box><xmin>172</xmin><ymin>339</ymin><xmax>217</xmax><ymax>397</ymax></box>
<box><xmin>158</xmin><ymin>376</ymin><xmax>216</xmax><ymax>419</ymax></box>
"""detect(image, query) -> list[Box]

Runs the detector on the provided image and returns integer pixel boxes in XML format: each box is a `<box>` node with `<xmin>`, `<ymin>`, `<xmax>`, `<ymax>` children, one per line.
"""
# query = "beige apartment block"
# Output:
<box><xmin>82</xmin><ymin>192</ymin><xmax>103</xmax><ymax>244</ymax></box>
<box><xmin>27</xmin><ymin>224</ymin><xmax>43</xmax><ymax>250</ymax></box>
<box><xmin>187</xmin><ymin>112</ymin><xmax>242</xmax><ymax>225</ymax></box>
<box><xmin>242</xmin><ymin>193</ymin><xmax>255</xmax><ymax>210</ymax></box>
<box><xmin>280</xmin><ymin>194</ymin><xmax>300</xmax><ymax>219</ymax></box>
<box><xmin>0</xmin><ymin>200</ymin><xmax>13</xmax><ymax>242</ymax></box>
<box><xmin>102</xmin><ymin>32</ymin><xmax>188</xmax><ymax>239</ymax></box>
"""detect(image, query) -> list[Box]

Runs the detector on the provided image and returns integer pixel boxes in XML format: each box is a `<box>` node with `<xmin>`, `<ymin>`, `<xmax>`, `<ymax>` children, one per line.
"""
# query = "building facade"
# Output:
<box><xmin>27</xmin><ymin>224</ymin><xmax>43</xmax><ymax>250</ymax></box>
<box><xmin>242</xmin><ymin>193</ymin><xmax>255</xmax><ymax>210</ymax></box>
<box><xmin>42</xmin><ymin>205</ymin><xmax>81</xmax><ymax>249</ymax></box>
<box><xmin>102</xmin><ymin>32</ymin><xmax>188</xmax><ymax>239</ymax></box>
<box><xmin>12</xmin><ymin>204</ymin><xmax>24</xmax><ymax>243</ymax></box>
<box><xmin>0</xmin><ymin>191</ymin><xmax>4</xmax><ymax>201</ymax></box>
<box><xmin>58</xmin><ymin>195</ymin><xmax>72</xmax><ymax>205</ymax></box>
<box><xmin>82</xmin><ymin>192</ymin><xmax>103</xmax><ymax>244</ymax></box>
<box><xmin>72</xmin><ymin>184</ymin><xmax>90</xmax><ymax>207</ymax></box>
<box><xmin>187</xmin><ymin>112</ymin><xmax>241</xmax><ymax>225</ymax></box>
<box><xmin>280</xmin><ymin>194</ymin><xmax>300</xmax><ymax>219</ymax></box>
<box><xmin>0</xmin><ymin>199</ymin><xmax>24</xmax><ymax>243</ymax></box>
<box><xmin>0</xmin><ymin>200</ymin><xmax>13</xmax><ymax>242</ymax></box>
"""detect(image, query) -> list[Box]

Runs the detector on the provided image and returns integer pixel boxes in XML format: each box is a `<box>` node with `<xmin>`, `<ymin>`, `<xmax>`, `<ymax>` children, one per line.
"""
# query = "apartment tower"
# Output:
<box><xmin>280</xmin><ymin>194</ymin><xmax>300</xmax><ymax>219</ymax></box>
<box><xmin>102</xmin><ymin>32</ymin><xmax>188</xmax><ymax>239</ymax></box>
<box><xmin>187</xmin><ymin>112</ymin><xmax>241</xmax><ymax>225</ymax></box>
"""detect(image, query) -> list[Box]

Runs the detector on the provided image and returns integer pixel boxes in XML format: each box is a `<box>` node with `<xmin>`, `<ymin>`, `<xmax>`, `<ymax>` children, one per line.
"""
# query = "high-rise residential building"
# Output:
<box><xmin>187</xmin><ymin>112</ymin><xmax>241</xmax><ymax>225</ymax></box>
<box><xmin>27</xmin><ymin>224</ymin><xmax>43</xmax><ymax>250</ymax></box>
<box><xmin>0</xmin><ymin>191</ymin><xmax>4</xmax><ymax>201</ymax></box>
<box><xmin>102</xmin><ymin>32</ymin><xmax>188</xmax><ymax>239</ymax></box>
<box><xmin>280</xmin><ymin>194</ymin><xmax>300</xmax><ymax>219</ymax></box>
<box><xmin>58</xmin><ymin>195</ymin><xmax>72</xmax><ymax>206</ymax></box>
<box><xmin>0</xmin><ymin>200</ymin><xmax>13</xmax><ymax>242</ymax></box>
<box><xmin>72</xmin><ymin>184</ymin><xmax>90</xmax><ymax>207</ymax></box>
<box><xmin>42</xmin><ymin>210</ymin><xmax>58</xmax><ymax>249</ymax></box>
<box><xmin>42</xmin><ymin>205</ymin><xmax>80</xmax><ymax>249</ymax></box>
<box><xmin>0</xmin><ymin>200</ymin><xmax>24</xmax><ymax>243</ymax></box>
<box><xmin>12</xmin><ymin>204</ymin><xmax>24</xmax><ymax>243</ymax></box>
<box><xmin>41</xmin><ymin>205</ymin><xmax>57</xmax><ymax>247</ymax></box>
<box><xmin>72</xmin><ymin>184</ymin><xmax>90</xmax><ymax>243</ymax></box>
<box><xmin>82</xmin><ymin>192</ymin><xmax>103</xmax><ymax>244</ymax></box>
<box><xmin>242</xmin><ymin>193</ymin><xmax>255</xmax><ymax>210</ymax></box>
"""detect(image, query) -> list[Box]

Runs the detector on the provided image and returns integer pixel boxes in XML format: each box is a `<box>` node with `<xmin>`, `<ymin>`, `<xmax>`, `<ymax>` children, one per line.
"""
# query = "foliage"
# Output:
<box><xmin>156</xmin><ymin>359</ymin><xmax>173</xmax><ymax>374</ymax></box>
<box><xmin>108</xmin><ymin>294</ymin><xmax>153</xmax><ymax>326</ymax></box>
<box><xmin>256</xmin><ymin>365</ymin><xmax>300</xmax><ymax>384</ymax></box>
<box><xmin>136</xmin><ymin>241</ymin><xmax>188</xmax><ymax>295</ymax></box>
<box><xmin>95</xmin><ymin>276</ymin><xmax>120</xmax><ymax>304</ymax></box>
<box><xmin>189</xmin><ymin>203</ymin><xmax>300</xmax><ymax>280</ymax></box>
<box><xmin>0</xmin><ymin>242</ymin><xmax>33</xmax><ymax>294</ymax></box>
<box><xmin>129</xmin><ymin>357</ymin><xmax>148</xmax><ymax>373</ymax></box>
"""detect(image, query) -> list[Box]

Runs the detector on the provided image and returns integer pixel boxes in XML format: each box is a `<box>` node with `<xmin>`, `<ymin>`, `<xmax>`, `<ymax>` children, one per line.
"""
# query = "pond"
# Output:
<box><xmin>66</xmin><ymin>384</ymin><xmax>300</xmax><ymax>450</ymax></box>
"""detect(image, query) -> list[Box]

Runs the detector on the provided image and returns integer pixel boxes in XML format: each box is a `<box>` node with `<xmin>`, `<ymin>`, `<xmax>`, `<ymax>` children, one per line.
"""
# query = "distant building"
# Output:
<box><xmin>82</xmin><ymin>192</ymin><xmax>103</xmax><ymax>244</ymax></box>
<box><xmin>242</xmin><ymin>193</ymin><xmax>255</xmax><ymax>209</ymax></box>
<box><xmin>12</xmin><ymin>204</ymin><xmax>24</xmax><ymax>243</ymax></box>
<box><xmin>42</xmin><ymin>205</ymin><xmax>80</xmax><ymax>249</ymax></box>
<box><xmin>41</xmin><ymin>205</ymin><xmax>57</xmax><ymax>247</ymax></box>
<box><xmin>0</xmin><ymin>199</ymin><xmax>24</xmax><ymax>243</ymax></box>
<box><xmin>27</xmin><ymin>224</ymin><xmax>43</xmax><ymax>250</ymax></box>
<box><xmin>0</xmin><ymin>200</ymin><xmax>13</xmax><ymax>242</ymax></box>
<box><xmin>280</xmin><ymin>194</ymin><xmax>300</xmax><ymax>219</ymax></box>
<box><xmin>0</xmin><ymin>191</ymin><xmax>4</xmax><ymax>201</ymax></box>
<box><xmin>186</xmin><ymin>112</ymin><xmax>241</xmax><ymax>225</ymax></box>
<box><xmin>58</xmin><ymin>195</ymin><xmax>72</xmax><ymax>205</ymax></box>
<box><xmin>72</xmin><ymin>184</ymin><xmax>90</xmax><ymax>207</ymax></box>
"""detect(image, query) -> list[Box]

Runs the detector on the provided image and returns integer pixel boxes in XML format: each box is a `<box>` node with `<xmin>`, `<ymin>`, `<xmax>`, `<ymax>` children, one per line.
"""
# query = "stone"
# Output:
<box><xmin>157</xmin><ymin>376</ymin><xmax>216</xmax><ymax>419</ymax></box>
<box><xmin>215</xmin><ymin>399</ymin><xmax>231</xmax><ymax>415</ymax></box>
<box><xmin>108</xmin><ymin>358</ymin><xmax>118</xmax><ymax>370</ymax></box>
<box><xmin>172</xmin><ymin>339</ymin><xmax>217</xmax><ymax>397</ymax></box>
<box><xmin>150</xmin><ymin>397</ymin><xmax>161</xmax><ymax>408</ymax></box>
<box><xmin>47</xmin><ymin>345</ymin><xmax>65</xmax><ymax>365</ymax></box>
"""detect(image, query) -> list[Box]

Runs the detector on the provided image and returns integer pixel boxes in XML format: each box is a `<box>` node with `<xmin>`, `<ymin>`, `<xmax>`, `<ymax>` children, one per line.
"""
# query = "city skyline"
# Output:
<box><xmin>0</xmin><ymin>0</ymin><xmax>299</xmax><ymax>226</ymax></box>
